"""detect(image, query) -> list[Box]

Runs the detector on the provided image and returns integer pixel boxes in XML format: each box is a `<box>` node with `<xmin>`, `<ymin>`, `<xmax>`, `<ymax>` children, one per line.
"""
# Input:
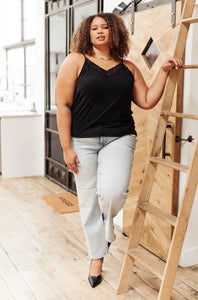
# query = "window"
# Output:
<box><xmin>49</xmin><ymin>12</ymin><xmax>66</xmax><ymax>110</ymax></box>
<box><xmin>7</xmin><ymin>48</ymin><xmax>24</xmax><ymax>98</ymax></box>
<box><xmin>46</xmin><ymin>0</ymin><xmax>99</xmax><ymax>111</ymax></box>
<box><xmin>4</xmin><ymin>0</ymin><xmax>36</xmax><ymax>99</ymax></box>
<box><xmin>73</xmin><ymin>2</ymin><xmax>97</xmax><ymax>31</ymax></box>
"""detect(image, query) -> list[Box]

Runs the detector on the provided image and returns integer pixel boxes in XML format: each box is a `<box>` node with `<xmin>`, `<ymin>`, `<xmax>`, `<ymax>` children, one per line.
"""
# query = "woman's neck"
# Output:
<box><xmin>92</xmin><ymin>46</ymin><xmax>112</xmax><ymax>60</ymax></box>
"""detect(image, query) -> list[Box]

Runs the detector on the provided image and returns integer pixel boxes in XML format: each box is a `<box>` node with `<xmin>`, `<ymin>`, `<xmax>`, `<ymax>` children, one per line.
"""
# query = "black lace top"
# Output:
<box><xmin>71</xmin><ymin>55</ymin><xmax>136</xmax><ymax>137</ymax></box>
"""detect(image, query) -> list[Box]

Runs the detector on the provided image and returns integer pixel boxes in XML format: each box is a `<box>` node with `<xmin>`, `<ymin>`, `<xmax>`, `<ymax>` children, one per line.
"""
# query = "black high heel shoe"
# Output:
<box><xmin>88</xmin><ymin>259</ymin><xmax>103</xmax><ymax>288</ymax></box>
<box><xmin>88</xmin><ymin>273</ymin><xmax>102</xmax><ymax>288</ymax></box>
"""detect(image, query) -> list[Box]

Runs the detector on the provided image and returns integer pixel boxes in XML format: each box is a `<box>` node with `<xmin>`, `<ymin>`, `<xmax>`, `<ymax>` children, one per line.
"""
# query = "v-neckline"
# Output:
<box><xmin>84</xmin><ymin>55</ymin><xmax>123</xmax><ymax>75</ymax></box>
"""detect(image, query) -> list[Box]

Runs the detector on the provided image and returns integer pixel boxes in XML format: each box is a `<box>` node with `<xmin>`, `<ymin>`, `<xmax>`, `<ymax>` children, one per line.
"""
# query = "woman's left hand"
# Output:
<box><xmin>162</xmin><ymin>57</ymin><xmax>183</xmax><ymax>72</ymax></box>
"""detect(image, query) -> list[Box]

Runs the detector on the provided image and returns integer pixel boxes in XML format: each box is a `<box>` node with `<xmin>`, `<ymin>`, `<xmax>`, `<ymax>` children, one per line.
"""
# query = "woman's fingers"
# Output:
<box><xmin>162</xmin><ymin>57</ymin><xmax>183</xmax><ymax>71</ymax></box>
<box><xmin>63</xmin><ymin>148</ymin><xmax>80</xmax><ymax>174</ymax></box>
<box><xmin>168</xmin><ymin>57</ymin><xmax>183</xmax><ymax>70</ymax></box>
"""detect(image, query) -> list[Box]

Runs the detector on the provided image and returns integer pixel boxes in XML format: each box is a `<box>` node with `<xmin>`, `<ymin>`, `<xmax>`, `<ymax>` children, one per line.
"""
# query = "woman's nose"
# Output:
<box><xmin>97</xmin><ymin>27</ymin><xmax>104</xmax><ymax>33</ymax></box>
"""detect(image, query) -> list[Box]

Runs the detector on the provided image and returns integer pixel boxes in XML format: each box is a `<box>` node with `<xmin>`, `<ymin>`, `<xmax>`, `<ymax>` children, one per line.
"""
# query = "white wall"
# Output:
<box><xmin>104</xmin><ymin>0</ymin><xmax>123</xmax><ymax>12</ymax></box>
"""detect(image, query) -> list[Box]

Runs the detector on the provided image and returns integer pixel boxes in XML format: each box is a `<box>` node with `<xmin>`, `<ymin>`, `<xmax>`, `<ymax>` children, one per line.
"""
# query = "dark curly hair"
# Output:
<box><xmin>70</xmin><ymin>13</ymin><xmax>130</xmax><ymax>60</ymax></box>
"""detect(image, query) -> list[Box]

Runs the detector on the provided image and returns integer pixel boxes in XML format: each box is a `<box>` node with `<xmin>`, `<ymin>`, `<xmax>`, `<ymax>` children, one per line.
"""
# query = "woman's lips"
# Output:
<box><xmin>97</xmin><ymin>36</ymin><xmax>105</xmax><ymax>40</ymax></box>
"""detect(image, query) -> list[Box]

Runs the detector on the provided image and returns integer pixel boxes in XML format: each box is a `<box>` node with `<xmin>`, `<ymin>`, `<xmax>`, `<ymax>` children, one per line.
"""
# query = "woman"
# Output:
<box><xmin>55</xmin><ymin>12</ymin><xmax>182</xmax><ymax>288</ymax></box>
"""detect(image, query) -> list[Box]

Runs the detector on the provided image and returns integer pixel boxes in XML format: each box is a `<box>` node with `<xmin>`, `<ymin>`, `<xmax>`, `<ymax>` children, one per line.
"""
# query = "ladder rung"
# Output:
<box><xmin>127</xmin><ymin>247</ymin><xmax>165</xmax><ymax>280</ymax></box>
<box><xmin>181</xmin><ymin>17</ymin><xmax>198</xmax><ymax>24</ymax></box>
<box><xmin>183</xmin><ymin>64</ymin><xmax>198</xmax><ymax>69</ymax></box>
<box><xmin>138</xmin><ymin>202</ymin><xmax>177</xmax><ymax>226</ymax></box>
<box><xmin>149</xmin><ymin>157</ymin><xmax>189</xmax><ymax>172</ymax></box>
<box><xmin>161</xmin><ymin>111</ymin><xmax>198</xmax><ymax>120</ymax></box>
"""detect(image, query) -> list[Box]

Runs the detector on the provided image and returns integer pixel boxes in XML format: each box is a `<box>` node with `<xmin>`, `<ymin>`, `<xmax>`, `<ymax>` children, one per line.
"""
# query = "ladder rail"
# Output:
<box><xmin>117</xmin><ymin>206</ymin><xmax>146</xmax><ymax>293</ymax></box>
<box><xmin>158</xmin><ymin>137</ymin><xmax>198</xmax><ymax>299</ymax></box>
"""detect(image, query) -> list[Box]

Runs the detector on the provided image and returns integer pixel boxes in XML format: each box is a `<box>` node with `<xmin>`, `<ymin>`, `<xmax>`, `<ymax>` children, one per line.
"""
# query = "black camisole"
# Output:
<box><xmin>71</xmin><ymin>55</ymin><xmax>136</xmax><ymax>137</ymax></box>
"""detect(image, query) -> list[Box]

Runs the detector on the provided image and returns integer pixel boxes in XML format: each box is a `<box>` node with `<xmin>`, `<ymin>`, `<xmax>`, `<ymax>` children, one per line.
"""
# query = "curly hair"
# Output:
<box><xmin>70</xmin><ymin>13</ymin><xmax>130</xmax><ymax>60</ymax></box>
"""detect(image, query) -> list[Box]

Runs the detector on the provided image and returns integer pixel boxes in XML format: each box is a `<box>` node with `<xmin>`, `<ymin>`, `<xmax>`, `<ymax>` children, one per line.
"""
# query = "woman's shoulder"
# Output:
<box><xmin>58</xmin><ymin>52</ymin><xmax>84</xmax><ymax>76</ymax></box>
<box><xmin>123</xmin><ymin>59</ymin><xmax>136</xmax><ymax>73</ymax></box>
<box><xmin>63</xmin><ymin>52</ymin><xmax>84</xmax><ymax>65</ymax></box>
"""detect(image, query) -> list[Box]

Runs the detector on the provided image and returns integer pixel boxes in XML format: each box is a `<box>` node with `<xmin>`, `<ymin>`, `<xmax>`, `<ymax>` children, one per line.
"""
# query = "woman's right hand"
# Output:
<box><xmin>63</xmin><ymin>147</ymin><xmax>80</xmax><ymax>174</ymax></box>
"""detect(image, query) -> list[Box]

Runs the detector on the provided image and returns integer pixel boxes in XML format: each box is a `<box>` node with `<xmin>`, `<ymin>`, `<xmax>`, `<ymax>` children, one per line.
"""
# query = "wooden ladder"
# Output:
<box><xmin>117</xmin><ymin>0</ymin><xmax>198</xmax><ymax>299</ymax></box>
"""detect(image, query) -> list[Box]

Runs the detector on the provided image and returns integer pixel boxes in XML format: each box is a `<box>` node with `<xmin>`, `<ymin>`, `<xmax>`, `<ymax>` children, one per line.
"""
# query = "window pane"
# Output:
<box><xmin>5</xmin><ymin>0</ymin><xmax>21</xmax><ymax>44</ymax></box>
<box><xmin>49</xmin><ymin>12</ymin><xmax>66</xmax><ymax>110</ymax></box>
<box><xmin>7</xmin><ymin>48</ymin><xmax>24</xmax><ymax>98</ymax></box>
<box><xmin>26</xmin><ymin>45</ymin><xmax>36</xmax><ymax>98</ymax></box>
<box><xmin>73</xmin><ymin>1</ymin><xmax>97</xmax><ymax>32</ymax></box>
<box><xmin>24</xmin><ymin>0</ymin><xmax>36</xmax><ymax>40</ymax></box>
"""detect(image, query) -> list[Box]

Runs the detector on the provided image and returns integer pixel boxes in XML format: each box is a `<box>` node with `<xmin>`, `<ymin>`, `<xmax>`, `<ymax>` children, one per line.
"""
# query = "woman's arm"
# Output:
<box><xmin>126</xmin><ymin>57</ymin><xmax>183</xmax><ymax>110</ymax></box>
<box><xmin>55</xmin><ymin>52</ymin><xmax>82</xmax><ymax>173</ymax></box>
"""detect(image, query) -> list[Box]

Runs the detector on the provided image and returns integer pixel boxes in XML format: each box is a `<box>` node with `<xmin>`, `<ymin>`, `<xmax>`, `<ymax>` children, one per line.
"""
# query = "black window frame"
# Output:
<box><xmin>44</xmin><ymin>0</ymin><xmax>103</xmax><ymax>192</ymax></box>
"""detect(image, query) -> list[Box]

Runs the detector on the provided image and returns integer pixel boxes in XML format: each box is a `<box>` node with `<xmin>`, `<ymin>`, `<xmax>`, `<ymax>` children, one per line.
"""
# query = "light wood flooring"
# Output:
<box><xmin>0</xmin><ymin>176</ymin><xmax>198</xmax><ymax>300</ymax></box>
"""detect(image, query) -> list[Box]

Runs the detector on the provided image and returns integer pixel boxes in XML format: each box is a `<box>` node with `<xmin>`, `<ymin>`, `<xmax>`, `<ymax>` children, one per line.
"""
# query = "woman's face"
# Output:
<box><xmin>90</xmin><ymin>17</ymin><xmax>110</xmax><ymax>47</ymax></box>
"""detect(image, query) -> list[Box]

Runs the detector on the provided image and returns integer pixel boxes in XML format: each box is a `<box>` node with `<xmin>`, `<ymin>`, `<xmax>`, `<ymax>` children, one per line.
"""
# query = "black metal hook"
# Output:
<box><xmin>175</xmin><ymin>135</ymin><xmax>195</xmax><ymax>143</ymax></box>
<box><xmin>162</xmin><ymin>124</ymin><xmax>172</xmax><ymax>159</ymax></box>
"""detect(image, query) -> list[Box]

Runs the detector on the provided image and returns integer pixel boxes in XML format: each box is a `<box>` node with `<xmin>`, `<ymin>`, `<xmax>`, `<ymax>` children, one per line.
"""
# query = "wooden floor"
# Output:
<box><xmin>0</xmin><ymin>176</ymin><xmax>198</xmax><ymax>300</ymax></box>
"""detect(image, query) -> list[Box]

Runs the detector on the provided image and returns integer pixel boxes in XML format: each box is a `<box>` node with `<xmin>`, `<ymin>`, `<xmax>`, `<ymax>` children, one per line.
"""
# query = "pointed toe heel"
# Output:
<box><xmin>88</xmin><ymin>258</ymin><xmax>103</xmax><ymax>288</ymax></box>
<box><xmin>88</xmin><ymin>274</ymin><xmax>102</xmax><ymax>288</ymax></box>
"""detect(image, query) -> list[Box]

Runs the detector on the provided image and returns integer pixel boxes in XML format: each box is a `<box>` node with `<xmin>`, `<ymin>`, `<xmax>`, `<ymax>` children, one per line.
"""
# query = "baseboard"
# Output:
<box><xmin>179</xmin><ymin>247</ymin><xmax>198</xmax><ymax>267</ymax></box>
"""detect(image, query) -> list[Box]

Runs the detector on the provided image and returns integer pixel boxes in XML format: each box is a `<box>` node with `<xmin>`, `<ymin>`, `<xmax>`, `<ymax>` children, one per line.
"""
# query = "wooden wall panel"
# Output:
<box><xmin>123</xmin><ymin>2</ymin><xmax>183</xmax><ymax>260</ymax></box>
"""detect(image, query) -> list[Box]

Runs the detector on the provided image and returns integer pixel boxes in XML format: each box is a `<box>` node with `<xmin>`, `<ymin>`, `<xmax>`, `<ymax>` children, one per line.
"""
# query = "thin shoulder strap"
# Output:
<box><xmin>81</xmin><ymin>52</ymin><xmax>86</xmax><ymax>59</ymax></box>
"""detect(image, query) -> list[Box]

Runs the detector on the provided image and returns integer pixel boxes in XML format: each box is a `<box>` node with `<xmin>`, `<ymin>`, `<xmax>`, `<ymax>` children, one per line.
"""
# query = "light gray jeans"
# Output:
<box><xmin>72</xmin><ymin>134</ymin><xmax>137</xmax><ymax>259</ymax></box>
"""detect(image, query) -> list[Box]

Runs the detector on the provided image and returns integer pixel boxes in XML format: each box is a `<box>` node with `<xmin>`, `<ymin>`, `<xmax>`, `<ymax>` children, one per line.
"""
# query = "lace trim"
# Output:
<box><xmin>85</xmin><ymin>56</ymin><xmax>123</xmax><ymax>77</ymax></box>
